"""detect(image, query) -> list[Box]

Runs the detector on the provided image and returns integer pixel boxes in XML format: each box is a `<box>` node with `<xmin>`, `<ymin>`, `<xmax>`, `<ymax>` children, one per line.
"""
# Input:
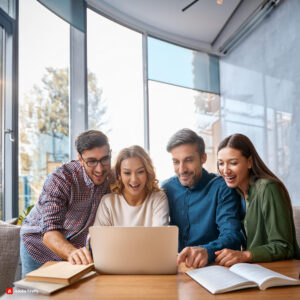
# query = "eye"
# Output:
<box><xmin>88</xmin><ymin>160</ymin><xmax>98</xmax><ymax>165</ymax></box>
<box><xmin>230</xmin><ymin>162</ymin><xmax>238</xmax><ymax>166</ymax></box>
<box><xmin>172</xmin><ymin>160</ymin><xmax>179</xmax><ymax>165</ymax></box>
<box><xmin>217</xmin><ymin>161</ymin><xmax>224</xmax><ymax>167</ymax></box>
<box><xmin>138</xmin><ymin>170</ymin><xmax>145</xmax><ymax>174</ymax></box>
<box><xmin>123</xmin><ymin>171</ymin><xmax>131</xmax><ymax>175</ymax></box>
<box><xmin>101</xmin><ymin>156</ymin><xmax>110</xmax><ymax>163</ymax></box>
<box><xmin>185</xmin><ymin>158</ymin><xmax>193</xmax><ymax>162</ymax></box>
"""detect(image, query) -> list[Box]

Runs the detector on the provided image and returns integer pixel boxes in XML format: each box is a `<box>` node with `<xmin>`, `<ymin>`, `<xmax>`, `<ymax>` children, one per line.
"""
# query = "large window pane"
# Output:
<box><xmin>219</xmin><ymin>0</ymin><xmax>299</xmax><ymax>205</ymax></box>
<box><xmin>87</xmin><ymin>9</ymin><xmax>144</xmax><ymax>160</ymax></box>
<box><xmin>148</xmin><ymin>37</ymin><xmax>220</xmax><ymax>94</ymax></box>
<box><xmin>149</xmin><ymin>80</ymin><xmax>220</xmax><ymax>181</ymax></box>
<box><xmin>0</xmin><ymin>0</ymin><xmax>15</xmax><ymax>18</ymax></box>
<box><xmin>18</xmin><ymin>0</ymin><xmax>70</xmax><ymax>215</ymax></box>
<box><xmin>0</xmin><ymin>26</ymin><xmax>3</xmax><ymax>219</ymax></box>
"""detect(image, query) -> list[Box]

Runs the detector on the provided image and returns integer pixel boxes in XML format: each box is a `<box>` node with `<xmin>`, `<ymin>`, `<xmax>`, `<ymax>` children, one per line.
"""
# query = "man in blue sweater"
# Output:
<box><xmin>161</xmin><ymin>128</ymin><xmax>242</xmax><ymax>268</ymax></box>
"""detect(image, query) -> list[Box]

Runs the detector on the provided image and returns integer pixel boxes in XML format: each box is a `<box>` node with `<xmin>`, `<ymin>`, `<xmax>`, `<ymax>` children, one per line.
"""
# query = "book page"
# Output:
<box><xmin>186</xmin><ymin>265</ymin><xmax>257</xmax><ymax>294</ymax></box>
<box><xmin>230</xmin><ymin>263</ymin><xmax>300</xmax><ymax>290</ymax></box>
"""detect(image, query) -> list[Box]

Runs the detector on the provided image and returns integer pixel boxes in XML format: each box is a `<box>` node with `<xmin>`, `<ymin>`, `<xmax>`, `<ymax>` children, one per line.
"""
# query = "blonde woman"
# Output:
<box><xmin>93</xmin><ymin>145</ymin><xmax>169</xmax><ymax>226</ymax></box>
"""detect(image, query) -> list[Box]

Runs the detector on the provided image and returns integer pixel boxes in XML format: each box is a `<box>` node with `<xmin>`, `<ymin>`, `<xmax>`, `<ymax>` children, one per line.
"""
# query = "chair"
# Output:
<box><xmin>0</xmin><ymin>220</ymin><xmax>21</xmax><ymax>295</ymax></box>
<box><xmin>292</xmin><ymin>206</ymin><xmax>300</xmax><ymax>246</ymax></box>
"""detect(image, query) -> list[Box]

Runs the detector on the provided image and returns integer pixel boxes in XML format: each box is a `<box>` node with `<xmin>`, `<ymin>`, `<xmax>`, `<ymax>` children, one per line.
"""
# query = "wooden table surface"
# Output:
<box><xmin>3</xmin><ymin>260</ymin><xmax>300</xmax><ymax>300</ymax></box>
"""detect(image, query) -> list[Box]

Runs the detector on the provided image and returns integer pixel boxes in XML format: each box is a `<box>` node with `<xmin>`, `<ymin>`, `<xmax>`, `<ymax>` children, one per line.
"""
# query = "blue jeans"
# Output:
<box><xmin>20</xmin><ymin>238</ymin><xmax>42</xmax><ymax>278</ymax></box>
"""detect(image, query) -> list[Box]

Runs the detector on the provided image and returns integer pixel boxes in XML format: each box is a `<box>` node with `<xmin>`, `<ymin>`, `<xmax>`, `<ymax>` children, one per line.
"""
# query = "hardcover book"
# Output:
<box><xmin>24</xmin><ymin>261</ymin><xmax>94</xmax><ymax>285</ymax></box>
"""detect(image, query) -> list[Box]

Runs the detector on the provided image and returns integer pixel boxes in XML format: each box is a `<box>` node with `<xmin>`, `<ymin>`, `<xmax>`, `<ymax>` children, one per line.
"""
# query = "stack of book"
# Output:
<box><xmin>14</xmin><ymin>262</ymin><xmax>96</xmax><ymax>295</ymax></box>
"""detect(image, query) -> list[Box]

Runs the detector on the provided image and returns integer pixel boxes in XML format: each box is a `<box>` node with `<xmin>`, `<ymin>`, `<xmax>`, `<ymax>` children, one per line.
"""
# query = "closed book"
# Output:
<box><xmin>25</xmin><ymin>261</ymin><xmax>94</xmax><ymax>284</ymax></box>
<box><xmin>15</xmin><ymin>271</ymin><xmax>96</xmax><ymax>295</ymax></box>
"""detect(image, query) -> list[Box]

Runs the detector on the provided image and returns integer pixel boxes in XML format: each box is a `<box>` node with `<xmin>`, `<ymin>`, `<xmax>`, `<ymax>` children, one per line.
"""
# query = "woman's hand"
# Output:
<box><xmin>215</xmin><ymin>249</ymin><xmax>252</xmax><ymax>267</ymax></box>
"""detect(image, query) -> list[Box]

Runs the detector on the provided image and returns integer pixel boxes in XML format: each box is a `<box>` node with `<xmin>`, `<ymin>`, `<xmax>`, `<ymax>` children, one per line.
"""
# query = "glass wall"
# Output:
<box><xmin>87</xmin><ymin>9</ymin><xmax>144</xmax><ymax>162</ymax></box>
<box><xmin>0</xmin><ymin>0</ymin><xmax>15</xmax><ymax>18</ymax></box>
<box><xmin>18</xmin><ymin>0</ymin><xmax>70</xmax><ymax>215</ymax></box>
<box><xmin>219</xmin><ymin>0</ymin><xmax>300</xmax><ymax>205</ymax></box>
<box><xmin>0</xmin><ymin>26</ymin><xmax>3</xmax><ymax>219</ymax></box>
<box><xmin>12</xmin><ymin>4</ymin><xmax>220</xmax><ymax>218</ymax></box>
<box><xmin>148</xmin><ymin>37</ymin><xmax>220</xmax><ymax>94</ymax></box>
<box><xmin>148</xmin><ymin>37</ymin><xmax>220</xmax><ymax>181</ymax></box>
<box><xmin>149</xmin><ymin>81</ymin><xmax>220</xmax><ymax>181</ymax></box>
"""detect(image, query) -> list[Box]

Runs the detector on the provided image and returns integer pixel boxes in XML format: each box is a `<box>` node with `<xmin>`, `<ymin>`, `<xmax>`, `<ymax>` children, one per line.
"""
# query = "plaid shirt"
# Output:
<box><xmin>21</xmin><ymin>160</ymin><xmax>113</xmax><ymax>264</ymax></box>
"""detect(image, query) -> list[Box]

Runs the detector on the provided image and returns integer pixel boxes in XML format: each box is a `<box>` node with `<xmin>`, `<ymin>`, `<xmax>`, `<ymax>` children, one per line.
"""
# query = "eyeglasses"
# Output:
<box><xmin>80</xmin><ymin>154</ymin><xmax>111</xmax><ymax>168</ymax></box>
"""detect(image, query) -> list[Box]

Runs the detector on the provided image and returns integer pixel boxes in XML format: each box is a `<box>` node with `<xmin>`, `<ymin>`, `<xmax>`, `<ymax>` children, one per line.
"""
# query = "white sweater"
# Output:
<box><xmin>93</xmin><ymin>191</ymin><xmax>169</xmax><ymax>226</ymax></box>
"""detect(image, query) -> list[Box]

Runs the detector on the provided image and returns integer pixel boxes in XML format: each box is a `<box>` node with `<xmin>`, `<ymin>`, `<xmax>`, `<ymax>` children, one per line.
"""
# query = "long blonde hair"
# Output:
<box><xmin>110</xmin><ymin>145</ymin><xmax>161</xmax><ymax>195</ymax></box>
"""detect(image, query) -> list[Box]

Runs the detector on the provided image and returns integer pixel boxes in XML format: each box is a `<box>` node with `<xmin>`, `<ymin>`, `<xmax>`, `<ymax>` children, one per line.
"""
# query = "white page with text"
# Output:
<box><xmin>186</xmin><ymin>265</ymin><xmax>257</xmax><ymax>294</ymax></box>
<box><xmin>230</xmin><ymin>263</ymin><xmax>300</xmax><ymax>290</ymax></box>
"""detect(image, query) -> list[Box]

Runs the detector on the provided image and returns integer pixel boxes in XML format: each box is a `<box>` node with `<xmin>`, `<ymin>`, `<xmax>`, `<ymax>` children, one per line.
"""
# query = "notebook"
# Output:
<box><xmin>89</xmin><ymin>226</ymin><xmax>178</xmax><ymax>275</ymax></box>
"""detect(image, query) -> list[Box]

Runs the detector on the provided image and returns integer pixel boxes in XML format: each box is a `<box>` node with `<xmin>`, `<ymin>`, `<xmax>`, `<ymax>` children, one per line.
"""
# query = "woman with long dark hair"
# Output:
<box><xmin>215</xmin><ymin>133</ymin><xmax>300</xmax><ymax>266</ymax></box>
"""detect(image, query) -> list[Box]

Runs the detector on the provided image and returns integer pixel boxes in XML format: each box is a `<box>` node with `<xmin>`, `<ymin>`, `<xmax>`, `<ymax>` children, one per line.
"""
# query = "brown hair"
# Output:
<box><xmin>166</xmin><ymin>128</ymin><xmax>205</xmax><ymax>157</ymax></box>
<box><xmin>110</xmin><ymin>145</ymin><xmax>161</xmax><ymax>194</ymax></box>
<box><xmin>75</xmin><ymin>130</ymin><xmax>109</xmax><ymax>155</ymax></box>
<box><xmin>217</xmin><ymin>133</ymin><xmax>292</xmax><ymax>210</ymax></box>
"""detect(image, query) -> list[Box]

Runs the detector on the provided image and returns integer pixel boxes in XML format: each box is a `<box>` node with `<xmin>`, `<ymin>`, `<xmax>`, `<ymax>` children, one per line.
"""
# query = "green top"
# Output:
<box><xmin>244</xmin><ymin>178</ymin><xmax>300</xmax><ymax>262</ymax></box>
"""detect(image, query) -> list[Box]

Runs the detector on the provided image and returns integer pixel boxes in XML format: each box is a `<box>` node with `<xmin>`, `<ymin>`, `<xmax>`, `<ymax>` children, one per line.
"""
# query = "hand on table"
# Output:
<box><xmin>68</xmin><ymin>247</ymin><xmax>93</xmax><ymax>265</ymax></box>
<box><xmin>215</xmin><ymin>249</ymin><xmax>252</xmax><ymax>267</ymax></box>
<box><xmin>177</xmin><ymin>246</ymin><xmax>208</xmax><ymax>268</ymax></box>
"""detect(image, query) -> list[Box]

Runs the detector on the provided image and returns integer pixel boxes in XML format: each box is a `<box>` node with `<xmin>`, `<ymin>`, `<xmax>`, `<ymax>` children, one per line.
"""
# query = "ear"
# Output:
<box><xmin>78</xmin><ymin>153</ymin><xmax>84</xmax><ymax>167</ymax></box>
<box><xmin>247</xmin><ymin>156</ymin><xmax>252</xmax><ymax>169</ymax></box>
<box><xmin>201</xmin><ymin>153</ymin><xmax>207</xmax><ymax>165</ymax></box>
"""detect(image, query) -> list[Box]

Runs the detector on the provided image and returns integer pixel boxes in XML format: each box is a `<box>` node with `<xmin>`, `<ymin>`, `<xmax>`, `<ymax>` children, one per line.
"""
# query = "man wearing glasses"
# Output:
<box><xmin>20</xmin><ymin>130</ymin><xmax>114</xmax><ymax>277</ymax></box>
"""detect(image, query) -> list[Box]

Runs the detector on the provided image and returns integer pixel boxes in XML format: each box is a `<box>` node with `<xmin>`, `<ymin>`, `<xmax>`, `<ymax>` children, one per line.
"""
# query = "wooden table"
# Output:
<box><xmin>3</xmin><ymin>260</ymin><xmax>300</xmax><ymax>300</ymax></box>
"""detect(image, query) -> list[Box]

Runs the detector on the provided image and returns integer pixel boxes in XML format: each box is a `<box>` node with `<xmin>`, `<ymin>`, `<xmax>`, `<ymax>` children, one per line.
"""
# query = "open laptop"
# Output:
<box><xmin>89</xmin><ymin>226</ymin><xmax>178</xmax><ymax>275</ymax></box>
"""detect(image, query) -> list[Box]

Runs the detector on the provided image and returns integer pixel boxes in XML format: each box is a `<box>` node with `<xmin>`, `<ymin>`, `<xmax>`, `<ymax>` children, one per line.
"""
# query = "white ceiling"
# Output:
<box><xmin>87</xmin><ymin>0</ymin><xmax>266</xmax><ymax>56</ymax></box>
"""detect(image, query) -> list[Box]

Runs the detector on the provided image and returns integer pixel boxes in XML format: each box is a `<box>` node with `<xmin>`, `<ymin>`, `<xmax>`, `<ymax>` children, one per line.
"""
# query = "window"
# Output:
<box><xmin>0</xmin><ymin>25</ymin><xmax>3</xmax><ymax>219</ymax></box>
<box><xmin>87</xmin><ymin>9</ymin><xmax>144</xmax><ymax>161</ymax></box>
<box><xmin>147</xmin><ymin>37</ymin><xmax>220</xmax><ymax>181</ymax></box>
<box><xmin>149</xmin><ymin>81</ymin><xmax>220</xmax><ymax>181</ymax></box>
<box><xmin>148</xmin><ymin>37</ymin><xmax>220</xmax><ymax>94</ymax></box>
<box><xmin>0</xmin><ymin>0</ymin><xmax>17</xmax><ymax>220</ymax></box>
<box><xmin>14</xmin><ymin>5</ymin><xmax>221</xmax><ymax>218</ymax></box>
<box><xmin>0</xmin><ymin>0</ymin><xmax>15</xmax><ymax>18</ymax></box>
<box><xmin>18</xmin><ymin>0</ymin><xmax>70</xmax><ymax>215</ymax></box>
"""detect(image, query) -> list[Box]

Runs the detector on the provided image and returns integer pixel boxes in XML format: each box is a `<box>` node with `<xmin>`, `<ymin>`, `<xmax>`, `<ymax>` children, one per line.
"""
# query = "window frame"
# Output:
<box><xmin>0</xmin><ymin>1</ymin><xmax>19</xmax><ymax>220</ymax></box>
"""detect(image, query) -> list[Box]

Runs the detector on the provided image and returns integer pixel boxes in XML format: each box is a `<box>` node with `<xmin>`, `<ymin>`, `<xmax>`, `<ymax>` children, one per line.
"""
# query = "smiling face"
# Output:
<box><xmin>217</xmin><ymin>147</ymin><xmax>252</xmax><ymax>194</ymax></box>
<box><xmin>119</xmin><ymin>157</ymin><xmax>147</xmax><ymax>204</ymax></box>
<box><xmin>78</xmin><ymin>145</ymin><xmax>111</xmax><ymax>185</ymax></box>
<box><xmin>171</xmin><ymin>143</ymin><xmax>207</xmax><ymax>188</ymax></box>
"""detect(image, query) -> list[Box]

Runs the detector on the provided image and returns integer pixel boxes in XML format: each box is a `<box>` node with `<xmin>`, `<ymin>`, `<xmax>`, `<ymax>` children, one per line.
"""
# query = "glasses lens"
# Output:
<box><xmin>100</xmin><ymin>156</ymin><xmax>111</xmax><ymax>166</ymax></box>
<box><xmin>86</xmin><ymin>160</ymin><xmax>98</xmax><ymax>168</ymax></box>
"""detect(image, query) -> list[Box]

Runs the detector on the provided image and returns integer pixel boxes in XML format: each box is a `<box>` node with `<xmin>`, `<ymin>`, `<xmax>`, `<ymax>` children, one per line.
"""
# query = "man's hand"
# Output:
<box><xmin>177</xmin><ymin>246</ymin><xmax>208</xmax><ymax>268</ymax></box>
<box><xmin>68</xmin><ymin>247</ymin><xmax>93</xmax><ymax>265</ymax></box>
<box><xmin>215</xmin><ymin>249</ymin><xmax>252</xmax><ymax>267</ymax></box>
<box><xmin>43</xmin><ymin>231</ymin><xmax>93</xmax><ymax>264</ymax></box>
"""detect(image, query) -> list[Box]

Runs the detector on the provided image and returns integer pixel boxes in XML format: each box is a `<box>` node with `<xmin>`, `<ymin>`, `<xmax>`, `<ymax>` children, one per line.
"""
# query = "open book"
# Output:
<box><xmin>25</xmin><ymin>261</ymin><xmax>94</xmax><ymax>284</ymax></box>
<box><xmin>186</xmin><ymin>263</ymin><xmax>300</xmax><ymax>294</ymax></box>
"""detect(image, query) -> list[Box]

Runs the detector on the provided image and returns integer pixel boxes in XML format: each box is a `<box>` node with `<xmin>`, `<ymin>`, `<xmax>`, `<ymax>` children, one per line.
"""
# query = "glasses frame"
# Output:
<box><xmin>80</xmin><ymin>151</ymin><xmax>111</xmax><ymax>168</ymax></box>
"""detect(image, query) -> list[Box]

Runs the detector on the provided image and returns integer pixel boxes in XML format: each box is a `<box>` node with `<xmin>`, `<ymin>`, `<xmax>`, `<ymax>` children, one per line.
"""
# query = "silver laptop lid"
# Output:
<box><xmin>90</xmin><ymin>226</ymin><xmax>178</xmax><ymax>275</ymax></box>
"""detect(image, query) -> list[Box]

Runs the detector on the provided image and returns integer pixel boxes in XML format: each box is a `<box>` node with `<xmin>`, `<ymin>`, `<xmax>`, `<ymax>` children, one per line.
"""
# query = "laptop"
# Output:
<box><xmin>89</xmin><ymin>226</ymin><xmax>178</xmax><ymax>275</ymax></box>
